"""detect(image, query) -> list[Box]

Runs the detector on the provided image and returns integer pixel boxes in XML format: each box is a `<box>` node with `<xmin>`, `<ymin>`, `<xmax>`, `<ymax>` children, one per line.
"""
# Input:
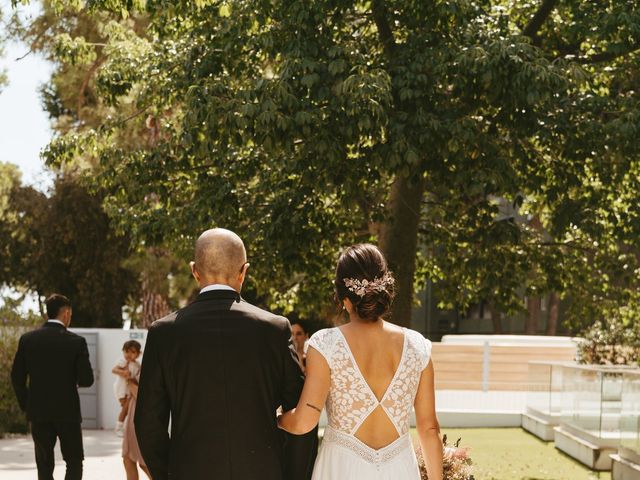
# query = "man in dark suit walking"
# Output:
<box><xmin>135</xmin><ymin>228</ymin><xmax>317</xmax><ymax>480</ymax></box>
<box><xmin>11</xmin><ymin>294</ymin><xmax>94</xmax><ymax>480</ymax></box>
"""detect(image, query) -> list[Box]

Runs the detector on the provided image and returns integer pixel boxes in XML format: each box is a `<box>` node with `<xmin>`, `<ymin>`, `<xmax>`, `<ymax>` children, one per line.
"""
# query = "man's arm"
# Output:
<box><xmin>279</xmin><ymin>318</ymin><xmax>318</xmax><ymax>480</ymax></box>
<box><xmin>11</xmin><ymin>336</ymin><xmax>28</xmax><ymax>412</ymax></box>
<box><xmin>135</xmin><ymin>325</ymin><xmax>171</xmax><ymax>480</ymax></box>
<box><xmin>76</xmin><ymin>337</ymin><xmax>94</xmax><ymax>388</ymax></box>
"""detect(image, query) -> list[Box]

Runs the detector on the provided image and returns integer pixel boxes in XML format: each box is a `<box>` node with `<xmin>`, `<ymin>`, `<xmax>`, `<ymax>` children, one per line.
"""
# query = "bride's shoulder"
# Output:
<box><xmin>403</xmin><ymin>328</ymin><xmax>433</xmax><ymax>363</ymax></box>
<box><xmin>403</xmin><ymin>327</ymin><xmax>431</xmax><ymax>344</ymax></box>
<box><xmin>308</xmin><ymin>327</ymin><xmax>340</xmax><ymax>359</ymax></box>
<box><xmin>309</xmin><ymin>327</ymin><xmax>340</xmax><ymax>344</ymax></box>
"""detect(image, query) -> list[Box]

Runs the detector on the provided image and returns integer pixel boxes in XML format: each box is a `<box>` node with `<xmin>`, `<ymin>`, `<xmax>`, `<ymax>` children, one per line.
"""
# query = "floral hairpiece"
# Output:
<box><xmin>343</xmin><ymin>273</ymin><xmax>394</xmax><ymax>297</ymax></box>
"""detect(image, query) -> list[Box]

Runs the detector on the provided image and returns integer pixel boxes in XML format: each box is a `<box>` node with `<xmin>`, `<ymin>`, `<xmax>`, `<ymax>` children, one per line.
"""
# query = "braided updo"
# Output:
<box><xmin>335</xmin><ymin>244</ymin><xmax>395</xmax><ymax>322</ymax></box>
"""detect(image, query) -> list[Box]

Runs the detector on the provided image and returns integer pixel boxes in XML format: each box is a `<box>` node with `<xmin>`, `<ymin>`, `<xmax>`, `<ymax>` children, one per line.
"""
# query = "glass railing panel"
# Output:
<box><xmin>549</xmin><ymin>362</ymin><xmax>564</xmax><ymax>416</ymax></box>
<box><xmin>527</xmin><ymin>361</ymin><xmax>552</xmax><ymax>415</ymax></box>
<box><xmin>621</xmin><ymin>370</ymin><xmax>640</xmax><ymax>454</ymax></box>
<box><xmin>565</xmin><ymin>366</ymin><xmax>603</xmax><ymax>437</ymax></box>
<box><xmin>600</xmin><ymin>370</ymin><xmax>625</xmax><ymax>439</ymax></box>
<box><xmin>560</xmin><ymin>364</ymin><xmax>635</xmax><ymax>440</ymax></box>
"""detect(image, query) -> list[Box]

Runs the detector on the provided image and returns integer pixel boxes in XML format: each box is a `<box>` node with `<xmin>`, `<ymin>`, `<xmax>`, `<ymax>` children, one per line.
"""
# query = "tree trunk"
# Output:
<box><xmin>379</xmin><ymin>175</ymin><xmax>424</xmax><ymax>327</ymax></box>
<box><xmin>36</xmin><ymin>290</ymin><xmax>46</xmax><ymax>320</ymax></box>
<box><xmin>488</xmin><ymin>302</ymin><xmax>502</xmax><ymax>334</ymax></box>
<box><xmin>546</xmin><ymin>292</ymin><xmax>559</xmax><ymax>335</ymax></box>
<box><xmin>525</xmin><ymin>296</ymin><xmax>541</xmax><ymax>334</ymax></box>
<box><xmin>141</xmin><ymin>275</ymin><xmax>170</xmax><ymax>328</ymax></box>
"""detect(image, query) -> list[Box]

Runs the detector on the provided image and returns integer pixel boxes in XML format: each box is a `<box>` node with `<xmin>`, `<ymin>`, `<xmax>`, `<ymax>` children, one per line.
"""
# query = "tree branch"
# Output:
<box><xmin>77</xmin><ymin>56</ymin><xmax>106</xmax><ymax>120</ymax></box>
<box><xmin>371</xmin><ymin>0</ymin><xmax>396</xmax><ymax>60</ymax></box>
<box><xmin>576</xmin><ymin>44</ymin><xmax>640</xmax><ymax>64</ymax></box>
<box><xmin>554</xmin><ymin>40</ymin><xmax>582</xmax><ymax>57</ymax></box>
<box><xmin>532</xmin><ymin>241</ymin><xmax>595</xmax><ymax>252</ymax></box>
<box><xmin>113</xmin><ymin>106</ymin><xmax>151</xmax><ymax>126</ymax></box>
<box><xmin>522</xmin><ymin>0</ymin><xmax>560</xmax><ymax>41</ymax></box>
<box><xmin>14</xmin><ymin>26</ymin><xmax>51</xmax><ymax>61</ymax></box>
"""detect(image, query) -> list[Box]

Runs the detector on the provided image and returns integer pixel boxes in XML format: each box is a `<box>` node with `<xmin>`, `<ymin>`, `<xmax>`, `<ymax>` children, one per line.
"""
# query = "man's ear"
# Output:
<box><xmin>190</xmin><ymin>261</ymin><xmax>200</xmax><ymax>282</ymax></box>
<box><xmin>239</xmin><ymin>262</ymin><xmax>250</xmax><ymax>283</ymax></box>
<box><xmin>64</xmin><ymin>308</ymin><xmax>72</xmax><ymax>327</ymax></box>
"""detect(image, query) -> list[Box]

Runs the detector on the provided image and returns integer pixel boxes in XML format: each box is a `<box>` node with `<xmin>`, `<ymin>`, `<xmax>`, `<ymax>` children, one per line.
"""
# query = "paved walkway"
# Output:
<box><xmin>0</xmin><ymin>430</ymin><xmax>128</xmax><ymax>479</ymax></box>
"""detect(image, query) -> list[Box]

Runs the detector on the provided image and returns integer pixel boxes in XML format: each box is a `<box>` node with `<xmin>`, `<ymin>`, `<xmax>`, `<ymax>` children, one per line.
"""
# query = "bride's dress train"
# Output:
<box><xmin>308</xmin><ymin>327</ymin><xmax>432</xmax><ymax>479</ymax></box>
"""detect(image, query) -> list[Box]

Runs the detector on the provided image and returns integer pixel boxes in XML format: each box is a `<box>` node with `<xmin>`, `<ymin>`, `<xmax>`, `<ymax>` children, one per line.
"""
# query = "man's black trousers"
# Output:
<box><xmin>31</xmin><ymin>421</ymin><xmax>84</xmax><ymax>480</ymax></box>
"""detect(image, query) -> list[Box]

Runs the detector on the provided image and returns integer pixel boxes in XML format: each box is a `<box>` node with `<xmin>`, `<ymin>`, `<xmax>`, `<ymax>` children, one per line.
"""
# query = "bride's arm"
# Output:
<box><xmin>415</xmin><ymin>361</ymin><xmax>444</xmax><ymax>480</ymax></box>
<box><xmin>278</xmin><ymin>347</ymin><xmax>330</xmax><ymax>435</ymax></box>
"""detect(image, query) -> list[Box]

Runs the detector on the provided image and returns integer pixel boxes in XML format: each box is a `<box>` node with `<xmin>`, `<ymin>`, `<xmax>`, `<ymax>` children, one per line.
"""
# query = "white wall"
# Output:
<box><xmin>71</xmin><ymin>329</ymin><xmax>147</xmax><ymax>430</ymax></box>
<box><xmin>68</xmin><ymin>330</ymin><xmax>557</xmax><ymax>430</ymax></box>
<box><xmin>440</xmin><ymin>334</ymin><xmax>580</xmax><ymax>347</ymax></box>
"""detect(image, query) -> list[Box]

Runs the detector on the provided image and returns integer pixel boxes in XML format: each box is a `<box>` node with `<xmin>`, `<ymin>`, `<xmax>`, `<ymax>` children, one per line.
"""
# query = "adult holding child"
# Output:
<box><xmin>112</xmin><ymin>340</ymin><xmax>142</xmax><ymax>436</ymax></box>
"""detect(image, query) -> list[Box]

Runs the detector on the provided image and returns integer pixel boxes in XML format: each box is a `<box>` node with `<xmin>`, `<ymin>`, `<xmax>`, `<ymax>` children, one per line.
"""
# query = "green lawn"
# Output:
<box><xmin>416</xmin><ymin>428</ymin><xmax>612</xmax><ymax>480</ymax></box>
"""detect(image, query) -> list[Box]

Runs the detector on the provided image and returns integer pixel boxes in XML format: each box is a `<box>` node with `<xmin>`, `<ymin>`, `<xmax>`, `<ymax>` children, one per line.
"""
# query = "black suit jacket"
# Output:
<box><xmin>11</xmin><ymin>322</ymin><xmax>94</xmax><ymax>423</ymax></box>
<box><xmin>135</xmin><ymin>290</ymin><xmax>317</xmax><ymax>480</ymax></box>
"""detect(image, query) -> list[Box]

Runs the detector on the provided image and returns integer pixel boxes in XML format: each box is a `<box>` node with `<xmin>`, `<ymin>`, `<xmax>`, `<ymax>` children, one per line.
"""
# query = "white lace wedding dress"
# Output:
<box><xmin>307</xmin><ymin>327</ymin><xmax>432</xmax><ymax>479</ymax></box>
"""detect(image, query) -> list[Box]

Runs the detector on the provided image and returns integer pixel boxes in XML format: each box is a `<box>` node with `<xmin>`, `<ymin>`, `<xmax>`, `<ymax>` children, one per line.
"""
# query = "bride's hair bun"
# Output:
<box><xmin>335</xmin><ymin>244</ymin><xmax>395</xmax><ymax>322</ymax></box>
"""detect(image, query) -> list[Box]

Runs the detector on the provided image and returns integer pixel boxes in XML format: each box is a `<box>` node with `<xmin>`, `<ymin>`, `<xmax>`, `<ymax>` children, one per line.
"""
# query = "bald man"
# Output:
<box><xmin>135</xmin><ymin>229</ymin><xmax>317</xmax><ymax>480</ymax></box>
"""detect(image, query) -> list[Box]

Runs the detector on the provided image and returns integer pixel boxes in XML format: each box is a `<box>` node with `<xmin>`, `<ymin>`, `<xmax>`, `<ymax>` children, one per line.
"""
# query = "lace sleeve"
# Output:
<box><xmin>307</xmin><ymin>328</ymin><xmax>336</xmax><ymax>369</ymax></box>
<box><xmin>407</xmin><ymin>330</ymin><xmax>432</xmax><ymax>371</ymax></box>
<box><xmin>421</xmin><ymin>336</ymin><xmax>433</xmax><ymax>370</ymax></box>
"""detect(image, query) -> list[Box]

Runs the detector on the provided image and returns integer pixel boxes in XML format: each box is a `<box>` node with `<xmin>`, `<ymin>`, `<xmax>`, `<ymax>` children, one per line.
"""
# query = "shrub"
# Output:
<box><xmin>0</xmin><ymin>297</ymin><xmax>42</xmax><ymax>436</ymax></box>
<box><xmin>577</xmin><ymin>316</ymin><xmax>640</xmax><ymax>365</ymax></box>
<box><xmin>0</xmin><ymin>326</ymin><xmax>29</xmax><ymax>436</ymax></box>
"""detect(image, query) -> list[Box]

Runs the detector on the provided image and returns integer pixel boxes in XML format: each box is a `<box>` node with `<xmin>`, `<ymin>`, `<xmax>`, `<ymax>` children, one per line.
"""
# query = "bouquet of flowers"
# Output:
<box><xmin>416</xmin><ymin>434</ymin><xmax>474</xmax><ymax>480</ymax></box>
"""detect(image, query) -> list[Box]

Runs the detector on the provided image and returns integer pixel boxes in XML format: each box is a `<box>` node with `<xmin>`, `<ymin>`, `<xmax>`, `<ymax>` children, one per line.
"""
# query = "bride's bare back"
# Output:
<box><xmin>339</xmin><ymin>322</ymin><xmax>406</xmax><ymax>449</ymax></box>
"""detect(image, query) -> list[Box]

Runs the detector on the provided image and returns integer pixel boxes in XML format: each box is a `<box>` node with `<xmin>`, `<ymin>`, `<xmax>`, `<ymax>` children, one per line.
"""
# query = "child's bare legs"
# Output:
<box><xmin>123</xmin><ymin>457</ymin><xmax>139</xmax><ymax>480</ymax></box>
<box><xmin>115</xmin><ymin>397</ymin><xmax>129</xmax><ymax>436</ymax></box>
<box><xmin>118</xmin><ymin>397</ymin><xmax>130</xmax><ymax>422</ymax></box>
<box><xmin>123</xmin><ymin>457</ymin><xmax>151</xmax><ymax>480</ymax></box>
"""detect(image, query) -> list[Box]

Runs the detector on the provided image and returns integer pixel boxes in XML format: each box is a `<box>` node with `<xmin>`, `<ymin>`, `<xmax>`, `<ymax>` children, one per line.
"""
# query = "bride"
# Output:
<box><xmin>278</xmin><ymin>244</ymin><xmax>443</xmax><ymax>479</ymax></box>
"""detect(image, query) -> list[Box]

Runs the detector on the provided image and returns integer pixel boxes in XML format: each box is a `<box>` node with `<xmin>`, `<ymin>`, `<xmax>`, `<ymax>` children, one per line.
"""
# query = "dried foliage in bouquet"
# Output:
<box><xmin>416</xmin><ymin>434</ymin><xmax>474</xmax><ymax>480</ymax></box>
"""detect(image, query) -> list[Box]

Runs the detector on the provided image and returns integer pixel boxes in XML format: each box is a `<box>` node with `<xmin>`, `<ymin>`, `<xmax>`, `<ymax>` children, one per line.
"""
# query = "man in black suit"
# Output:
<box><xmin>135</xmin><ymin>228</ymin><xmax>317</xmax><ymax>480</ymax></box>
<box><xmin>11</xmin><ymin>294</ymin><xmax>94</xmax><ymax>480</ymax></box>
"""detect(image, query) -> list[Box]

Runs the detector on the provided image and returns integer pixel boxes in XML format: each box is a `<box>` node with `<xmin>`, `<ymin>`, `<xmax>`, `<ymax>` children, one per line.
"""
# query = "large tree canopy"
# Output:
<box><xmin>14</xmin><ymin>0</ymin><xmax>640</xmax><ymax>330</ymax></box>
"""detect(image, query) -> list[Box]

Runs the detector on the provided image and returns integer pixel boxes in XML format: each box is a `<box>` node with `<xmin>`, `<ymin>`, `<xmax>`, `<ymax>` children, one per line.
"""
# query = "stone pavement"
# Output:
<box><xmin>0</xmin><ymin>430</ymin><xmax>129</xmax><ymax>479</ymax></box>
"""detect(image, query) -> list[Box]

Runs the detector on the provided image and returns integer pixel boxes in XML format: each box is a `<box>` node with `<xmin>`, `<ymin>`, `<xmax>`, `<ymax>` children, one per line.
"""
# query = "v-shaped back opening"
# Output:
<box><xmin>353</xmin><ymin>405</ymin><xmax>403</xmax><ymax>450</ymax></box>
<box><xmin>336</xmin><ymin>326</ymin><xmax>407</xmax><ymax>403</ymax></box>
<box><xmin>335</xmin><ymin>326</ymin><xmax>407</xmax><ymax>449</ymax></box>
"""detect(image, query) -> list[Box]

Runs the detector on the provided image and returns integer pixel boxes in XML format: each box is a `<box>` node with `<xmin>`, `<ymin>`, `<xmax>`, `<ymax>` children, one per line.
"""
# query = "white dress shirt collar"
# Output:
<box><xmin>47</xmin><ymin>319</ymin><xmax>66</xmax><ymax>327</ymax></box>
<box><xmin>200</xmin><ymin>284</ymin><xmax>238</xmax><ymax>294</ymax></box>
